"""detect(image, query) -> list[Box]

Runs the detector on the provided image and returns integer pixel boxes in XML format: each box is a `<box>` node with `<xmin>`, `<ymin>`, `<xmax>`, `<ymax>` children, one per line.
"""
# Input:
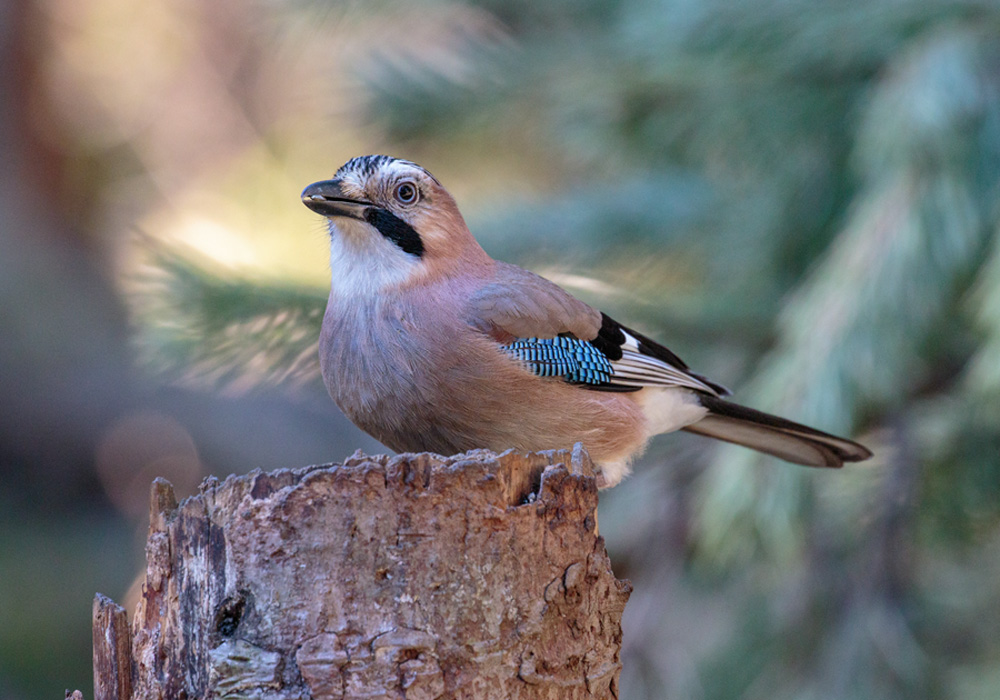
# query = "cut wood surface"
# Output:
<box><xmin>94</xmin><ymin>446</ymin><xmax>631</xmax><ymax>699</ymax></box>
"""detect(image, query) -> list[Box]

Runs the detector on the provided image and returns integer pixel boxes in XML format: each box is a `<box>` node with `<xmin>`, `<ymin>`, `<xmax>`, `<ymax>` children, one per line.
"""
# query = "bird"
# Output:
<box><xmin>302</xmin><ymin>155</ymin><xmax>872</xmax><ymax>488</ymax></box>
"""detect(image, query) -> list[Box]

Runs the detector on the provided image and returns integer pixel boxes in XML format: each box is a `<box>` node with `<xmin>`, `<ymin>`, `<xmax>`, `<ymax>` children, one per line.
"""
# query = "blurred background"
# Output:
<box><xmin>2</xmin><ymin>0</ymin><xmax>1000</xmax><ymax>697</ymax></box>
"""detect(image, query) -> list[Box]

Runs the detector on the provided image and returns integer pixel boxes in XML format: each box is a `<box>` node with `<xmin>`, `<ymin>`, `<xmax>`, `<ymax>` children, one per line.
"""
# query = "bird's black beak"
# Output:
<box><xmin>301</xmin><ymin>179</ymin><xmax>372</xmax><ymax>219</ymax></box>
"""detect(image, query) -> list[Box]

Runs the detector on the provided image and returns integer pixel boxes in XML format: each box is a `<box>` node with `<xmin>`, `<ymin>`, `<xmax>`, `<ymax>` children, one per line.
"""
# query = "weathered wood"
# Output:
<box><xmin>92</xmin><ymin>594</ymin><xmax>131</xmax><ymax>700</ymax></box>
<box><xmin>103</xmin><ymin>446</ymin><xmax>631</xmax><ymax>699</ymax></box>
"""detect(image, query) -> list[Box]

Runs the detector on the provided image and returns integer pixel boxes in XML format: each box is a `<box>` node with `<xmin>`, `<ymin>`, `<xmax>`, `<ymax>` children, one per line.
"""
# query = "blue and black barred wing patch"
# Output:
<box><xmin>502</xmin><ymin>315</ymin><xmax>729</xmax><ymax>396</ymax></box>
<box><xmin>503</xmin><ymin>336</ymin><xmax>640</xmax><ymax>392</ymax></box>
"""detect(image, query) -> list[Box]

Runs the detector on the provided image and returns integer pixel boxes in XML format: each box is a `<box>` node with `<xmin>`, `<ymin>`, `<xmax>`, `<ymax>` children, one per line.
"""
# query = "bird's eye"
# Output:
<box><xmin>393</xmin><ymin>181</ymin><xmax>419</xmax><ymax>205</ymax></box>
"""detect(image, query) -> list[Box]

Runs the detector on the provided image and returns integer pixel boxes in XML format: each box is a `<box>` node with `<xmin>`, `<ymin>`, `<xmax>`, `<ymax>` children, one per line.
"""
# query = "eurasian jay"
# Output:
<box><xmin>302</xmin><ymin>155</ymin><xmax>871</xmax><ymax>487</ymax></box>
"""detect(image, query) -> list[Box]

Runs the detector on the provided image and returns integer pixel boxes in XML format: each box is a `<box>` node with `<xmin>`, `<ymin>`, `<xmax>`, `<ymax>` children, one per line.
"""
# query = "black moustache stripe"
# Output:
<box><xmin>364</xmin><ymin>208</ymin><xmax>425</xmax><ymax>257</ymax></box>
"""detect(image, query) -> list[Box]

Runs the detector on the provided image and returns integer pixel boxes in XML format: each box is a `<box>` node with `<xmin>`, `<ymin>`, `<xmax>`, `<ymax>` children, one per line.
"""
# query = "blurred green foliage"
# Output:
<box><xmin>136</xmin><ymin>244</ymin><xmax>328</xmax><ymax>390</ymax></box>
<box><xmin>5</xmin><ymin>0</ymin><xmax>1000</xmax><ymax>698</ymax></box>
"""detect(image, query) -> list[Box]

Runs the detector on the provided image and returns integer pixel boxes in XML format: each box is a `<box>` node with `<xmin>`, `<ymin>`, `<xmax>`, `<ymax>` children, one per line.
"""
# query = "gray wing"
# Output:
<box><xmin>466</xmin><ymin>262</ymin><xmax>725</xmax><ymax>395</ymax></box>
<box><xmin>467</xmin><ymin>262</ymin><xmax>602</xmax><ymax>340</ymax></box>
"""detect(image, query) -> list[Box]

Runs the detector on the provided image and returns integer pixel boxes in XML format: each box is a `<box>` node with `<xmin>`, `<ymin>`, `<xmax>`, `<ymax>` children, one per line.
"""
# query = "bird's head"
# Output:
<box><xmin>302</xmin><ymin>155</ymin><xmax>487</xmax><ymax>295</ymax></box>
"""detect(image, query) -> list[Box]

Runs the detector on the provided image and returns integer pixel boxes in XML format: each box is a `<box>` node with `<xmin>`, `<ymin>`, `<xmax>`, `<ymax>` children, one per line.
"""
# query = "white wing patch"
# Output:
<box><xmin>610</xmin><ymin>330</ymin><xmax>719</xmax><ymax>393</ymax></box>
<box><xmin>620</xmin><ymin>330</ymin><xmax>641</xmax><ymax>352</ymax></box>
<box><xmin>610</xmin><ymin>351</ymin><xmax>719</xmax><ymax>393</ymax></box>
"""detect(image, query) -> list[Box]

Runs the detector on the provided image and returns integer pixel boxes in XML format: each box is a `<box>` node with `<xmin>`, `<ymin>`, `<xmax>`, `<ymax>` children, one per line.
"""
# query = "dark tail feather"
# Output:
<box><xmin>682</xmin><ymin>396</ymin><xmax>872</xmax><ymax>468</ymax></box>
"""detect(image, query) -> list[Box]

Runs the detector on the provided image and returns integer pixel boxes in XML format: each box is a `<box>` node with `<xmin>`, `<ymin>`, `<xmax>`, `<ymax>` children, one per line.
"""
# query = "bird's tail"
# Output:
<box><xmin>682</xmin><ymin>395</ymin><xmax>872</xmax><ymax>467</ymax></box>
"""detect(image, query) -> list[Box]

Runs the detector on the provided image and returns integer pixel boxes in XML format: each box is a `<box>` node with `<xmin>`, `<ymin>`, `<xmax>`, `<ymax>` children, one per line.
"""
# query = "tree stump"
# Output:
<box><xmin>93</xmin><ymin>446</ymin><xmax>631</xmax><ymax>699</ymax></box>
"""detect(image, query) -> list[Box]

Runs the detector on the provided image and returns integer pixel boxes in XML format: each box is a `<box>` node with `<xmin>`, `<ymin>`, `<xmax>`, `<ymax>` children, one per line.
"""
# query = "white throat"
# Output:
<box><xmin>327</xmin><ymin>218</ymin><xmax>421</xmax><ymax>298</ymax></box>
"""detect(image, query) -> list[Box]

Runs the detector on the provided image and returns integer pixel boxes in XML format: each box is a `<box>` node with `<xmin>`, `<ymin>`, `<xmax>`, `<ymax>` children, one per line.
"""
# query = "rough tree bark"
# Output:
<box><xmin>93</xmin><ymin>446</ymin><xmax>631</xmax><ymax>700</ymax></box>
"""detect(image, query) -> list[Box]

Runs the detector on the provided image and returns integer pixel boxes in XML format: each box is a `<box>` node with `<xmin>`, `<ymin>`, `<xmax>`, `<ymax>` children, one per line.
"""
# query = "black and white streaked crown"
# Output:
<box><xmin>336</xmin><ymin>155</ymin><xmax>439</xmax><ymax>184</ymax></box>
<box><xmin>336</xmin><ymin>155</ymin><xmax>398</xmax><ymax>179</ymax></box>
